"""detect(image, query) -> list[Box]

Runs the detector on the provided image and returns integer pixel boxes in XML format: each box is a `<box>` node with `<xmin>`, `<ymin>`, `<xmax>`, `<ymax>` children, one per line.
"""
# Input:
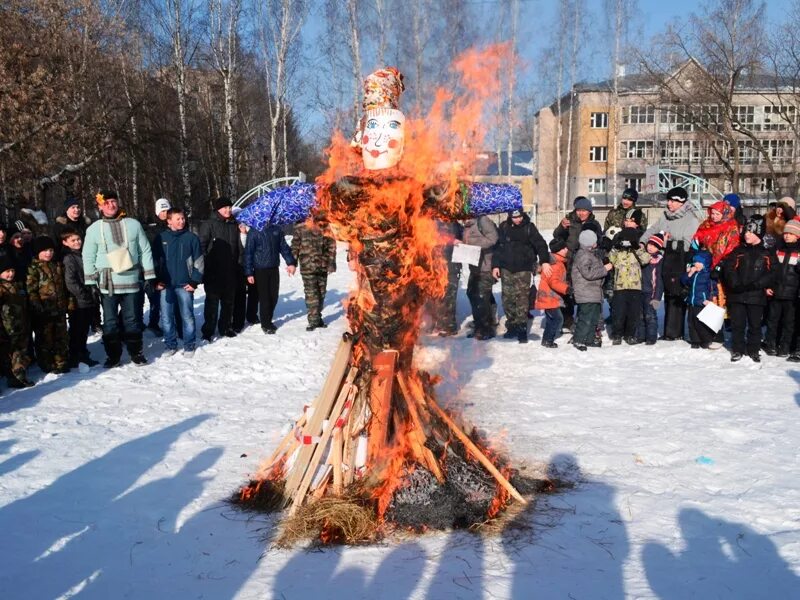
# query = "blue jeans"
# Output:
<box><xmin>542</xmin><ymin>308</ymin><xmax>563</xmax><ymax>343</ymax></box>
<box><xmin>101</xmin><ymin>292</ymin><xmax>140</xmax><ymax>337</ymax></box>
<box><xmin>637</xmin><ymin>295</ymin><xmax>659</xmax><ymax>343</ymax></box>
<box><xmin>160</xmin><ymin>286</ymin><xmax>196</xmax><ymax>350</ymax></box>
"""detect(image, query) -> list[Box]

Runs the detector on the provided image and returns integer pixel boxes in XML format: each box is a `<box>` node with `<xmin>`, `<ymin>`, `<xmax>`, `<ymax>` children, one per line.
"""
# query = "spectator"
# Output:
<box><xmin>642</xmin><ymin>186</ymin><xmax>701</xmax><ymax>341</ymax></box>
<box><xmin>604</xmin><ymin>187</ymin><xmax>647</xmax><ymax>232</ymax></box>
<box><xmin>723</xmin><ymin>193</ymin><xmax>746</xmax><ymax>229</ymax></box>
<box><xmin>60</xmin><ymin>228</ymin><xmax>99</xmax><ymax>368</ymax></box>
<box><xmin>83</xmin><ymin>190</ymin><xmax>155</xmax><ymax>367</ymax></box>
<box><xmin>492</xmin><ymin>209</ymin><xmax>550</xmax><ymax>344</ymax></box>
<box><xmin>153</xmin><ymin>208</ymin><xmax>203</xmax><ymax>357</ymax></box>
<box><xmin>27</xmin><ymin>236</ymin><xmax>70</xmax><ymax>373</ymax></box>
<box><xmin>244</xmin><ymin>222</ymin><xmax>296</xmax><ymax>334</ymax></box>
<box><xmin>53</xmin><ymin>197</ymin><xmax>92</xmax><ymax>246</ymax></box>
<box><xmin>426</xmin><ymin>219</ymin><xmax>462</xmax><ymax>336</ymax></box>
<box><xmin>680</xmin><ymin>248</ymin><xmax>717</xmax><ymax>349</ymax></box>
<box><xmin>639</xmin><ymin>233</ymin><xmax>665</xmax><ymax>345</ymax></box>
<box><xmin>0</xmin><ymin>255</ymin><xmax>34</xmax><ymax>388</ymax></box>
<box><xmin>8</xmin><ymin>228</ymin><xmax>33</xmax><ymax>287</ymax></box>
<box><xmin>720</xmin><ymin>215</ymin><xmax>778</xmax><ymax>363</ymax></box>
<box><xmin>462</xmin><ymin>216</ymin><xmax>499</xmax><ymax>341</ymax></box>
<box><xmin>291</xmin><ymin>212</ymin><xmax>338</xmax><ymax>331</ymax></box>
<box><xmin>607</xmin><ymin>227</ymin><xmax>650</xmax><ymax>345</ymax></box>
<box><xmin>571</xmin><ymin>230</ymin><xmax>613</xmax><ymax>351</ymax></box>
<box><xmin>232</xmin><ymin>221</ymin><xmax>260</xmax><ymax>332</ymax></box>
<box><xmin>535</xmin><ymin>238</ymin><xmax>570</xmax><ymax>348</ymax></box>
<box><xmin>199</xmin><ymin>197</ymin><xmax>240</xmax><ymax>341</ymax></box>
<box><xmin>766</xmin><ymin>197</ymin><xmax>796</xmax><ymax>237</ymax></box>
<box><xmin>765</xmin><ymin>218</ymin><xmax>800</xmax><ymax>358</ymax></box>
<box><xmin>143</xmin><ymin>198</ymin><xmax>172</xmax><ymax>336</ymax></box>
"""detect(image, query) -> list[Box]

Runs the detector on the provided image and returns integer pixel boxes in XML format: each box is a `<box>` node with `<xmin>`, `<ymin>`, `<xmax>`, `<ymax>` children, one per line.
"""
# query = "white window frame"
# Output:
<box><xmin>623</xmin><ymin>105</ymin><xmax>655</xmax><ymax>124</ymax></box>
<box><xmin>588</xmin><ymin>178</ymin><xmax>606</xmax><ymax>194</ymax></box>
<box><xmin>589</xmin><ymin>145</ymin><xmax>608</xmax><ymax>162</ymax></box>
<box><xmin>624</xmin><ymin>177</ymin><xmax>644</xmax><ymax>192</ymax></box>
<box><xmin>590</xmin><ymin>112</ymin><xmax>609</xmax><ymax>128</ymax></box>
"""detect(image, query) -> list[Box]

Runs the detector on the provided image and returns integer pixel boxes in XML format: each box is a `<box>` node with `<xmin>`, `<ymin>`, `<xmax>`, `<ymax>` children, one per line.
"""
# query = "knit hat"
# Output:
<box><xmin>214</xmin><ymin>197</ymin><xmax>233</xmax><ymax>211</ymax></box>
<box><xmin>647</xmin><ymin>232</ymin><xmax>666</xmax><ymax>251</ymax></box>
<box><xmin>624</xmin><ymin>208</ymin><xmax>644</xmax><ymax>226</ymax></box>
<box><xmin>549</xmin><ymin>238</ymin><xmax>568</xmax><ymax>254</ymax></box>
<box><xmin>621</xmin><ymin>188</ymin><xmax>639</xmax><ymax>202</ymax></box>
<box><xmin>0</xmin><ymin>254</ymin><xmax>15</xmax><ymax>275</ymax></box>
<box><xmin>723</xmin><ymin>193</ymin><xmax>741</xmax><ymax>210</ymax></box>
<box><xmin>573</xmin><ymin>196</ymin><xmax>593</xmax><ymax>212</ymax></box>
<box><xmin>692</xmin><ymin>250</ymin><xmax>712</xmax><ymax>270</ymax></box>
<box><xmin>666</xmin><ymin>186</ymin><xmax>688</xmax><ymax>202</ymax></box>
<box><xmin>744</xmin><ymin>215</ymin><xmax>766</xmax><ymax>239</ymax></box>
<box><xmin>509</xmin><ymin>209</ymin><xmax>523</xmax><ymax>218</ymax></box>
<box><xmin>783</xmin><ymin>218</ymin><xmax>800</xmax><ymax>237</ymax></box>
<box><xmin>155</xmin><ymin>198</ymin><xmax>172</xmax><ymax>215</ymax></box>
<box><xmin>32</xmin><ymin>235</ymin><xmax>55</xmax><ymax>256</ymax></box>
<box><xmin>779</xmin><ymin>196</ymin><xmax>796</xmax><ymax>211</ymax></box>
<box><xmin>578</xmin><ymin>229</ymin><xmax>597</xmax><ymax>248</ymax></box>
<box><xmin>96</xmin><ymin>189</ymin><xmax>118</xmax><ymax>206</ymax></box>
<box><xmin>64</xmin><ymin>197</ymin><xmax>79</xmax><ymax>211</ymax></box>
<box><xmin>11</xmin><ymin>220</ymin><xmax>29</xmax><ymax>234</ymax></box>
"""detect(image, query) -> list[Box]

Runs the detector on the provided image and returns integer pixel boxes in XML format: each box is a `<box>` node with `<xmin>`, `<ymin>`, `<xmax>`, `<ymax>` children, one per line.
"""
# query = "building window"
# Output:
<box><xmin>623</xmin><ymin>105</ymin><xmax>655</xmax><ymax>124</ymax></box>
<box><xmin>620</xmin><ymin>140</ymin><xmax>654</xmax><ymax>159</ymax></box>
<box><xmin>764</xmin><ymin>139</ymin><xmax>794</xmax><ymax>163</ymax></box>
<box><xmin>624</xmin><ymin>177</ymin><xmax>644</xmax><ymax>191</ymax></box>
<box><xmin>589</xmin><ymin>146</ymin><xmax>608</xmax><ymax>162</ymax></box>
<box><xmin>764</xmin><ymin>105</ymin><xmax>795</xmax><ymax>131</ymax></box>
<box><xmin>752</xmin><ymin>177</ymin><xmax>774</xmax><ymax>193</ymax></box>
<box><xmin>659</xmin><ymin>140</ymin><xmax>694</xmax><ymax>164</ymax></box>
<box><xmin>732</xmin><ymin>105</ymin><xmax>757</xmax><ymax>131</ymax></box>
<box><xmin>588</xmin><ymin>178</ymin><xmax>606</xmax><ymax>194</ymax></box>
<box><xmin>590</xmin><ymin>112</ymin><xmax>608</xmax><ymax>128</ymax></box>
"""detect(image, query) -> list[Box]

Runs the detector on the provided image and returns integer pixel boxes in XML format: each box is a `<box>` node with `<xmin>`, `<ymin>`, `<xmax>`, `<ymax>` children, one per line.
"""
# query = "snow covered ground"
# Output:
<box><xmin>1</xmin><ymin>245</ymin><xmax>799</xmax><ymax>599</ymax></box>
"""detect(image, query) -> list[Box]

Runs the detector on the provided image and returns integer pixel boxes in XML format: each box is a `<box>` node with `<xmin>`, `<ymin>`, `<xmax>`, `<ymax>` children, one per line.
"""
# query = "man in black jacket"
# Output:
<box><xmin>491</xmin><ymin>209</ymin><xmax>550</xmax><ymax>343</ymax></box>
<box><xmin>199</xmin><ymin>197</ymin><xmax>240</xmax><ymax>341</ymax></box>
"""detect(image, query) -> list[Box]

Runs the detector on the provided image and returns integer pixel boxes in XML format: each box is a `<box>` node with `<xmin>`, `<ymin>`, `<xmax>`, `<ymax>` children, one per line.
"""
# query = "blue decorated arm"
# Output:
<box><xmin>459</xmin><ymin>182</ymin><xmax>523</xmax><ymax>217</ymax></box>
<box><xmin>236</xmin><ymin>183</ymin><xmax>318</xmax><ymax>231</ymax></box>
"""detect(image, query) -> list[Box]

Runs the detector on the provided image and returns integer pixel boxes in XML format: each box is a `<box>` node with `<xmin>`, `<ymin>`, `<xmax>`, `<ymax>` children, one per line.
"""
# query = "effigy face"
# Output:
<box><xmin>361</xmin><ymin>109</ymin><xmax>405</xmax><ymax>170</ymax></box>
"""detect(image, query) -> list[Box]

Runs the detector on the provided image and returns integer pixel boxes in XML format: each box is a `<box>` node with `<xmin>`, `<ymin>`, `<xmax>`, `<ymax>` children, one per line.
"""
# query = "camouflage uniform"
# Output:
<box><xmin>27</xmin><ymin>259</ymin><xmax>69</xmax><ymax>371</ymax></box>
<box><xmin>291</xmin><ymin>221</ymin><xmax>337</xmax><ymax>327</ymax></box>
<box><xmin>0</xmin><ymin>280</ymin><xmax>32</xmax><ymax>384</ymax></box>
<box><xmin>500</xmin><ymin>269</ymin><xmax>532</xmax><ymax>333</ymax></box>
<box><xmin>428</xmin><ymin>221</ymin><xmax>462</xmax><ymax>334</ymax></box>
<box><xmin>604</xmin><ymin>204</ymin><xmax>648</xmax><ymax>232</ymax></box>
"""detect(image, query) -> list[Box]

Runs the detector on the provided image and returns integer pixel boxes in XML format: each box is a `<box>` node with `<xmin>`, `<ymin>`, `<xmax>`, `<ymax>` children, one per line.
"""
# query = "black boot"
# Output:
<box><xmin>125</xmin><ymin>332</ymin><xmax>148</xmax><ymax>366</ymax></box>
<box><xmin>103</xmin><ymin>333</ymin><xmax>123</xmax><ymax>368</ymax></box>
<box><xmin>517</xmin><ymin>329</ymin><xmax>528</xmax><ymax>344</ymax></box>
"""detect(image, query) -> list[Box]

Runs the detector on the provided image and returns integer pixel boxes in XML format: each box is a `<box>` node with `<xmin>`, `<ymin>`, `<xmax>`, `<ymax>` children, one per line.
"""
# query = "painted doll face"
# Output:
<box><xmin>361</xmin><ymin>110</ymin><xmax>405</xmax><ymax>170</ymax></box>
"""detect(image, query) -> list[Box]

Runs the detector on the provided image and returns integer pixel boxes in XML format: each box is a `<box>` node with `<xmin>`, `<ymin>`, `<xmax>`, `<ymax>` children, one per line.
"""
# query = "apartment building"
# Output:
<box><xmin>534</xmin><ymin>60</ymin><xmax>800</xmax><ymax>211</ymax></box>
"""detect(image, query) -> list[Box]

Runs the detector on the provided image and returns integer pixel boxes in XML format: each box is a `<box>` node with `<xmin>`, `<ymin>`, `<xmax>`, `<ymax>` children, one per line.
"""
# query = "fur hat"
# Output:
<box><xmin>0</xmin><ymin>254</ymin><xmax>15</xmax><ymax>275</ymax></box>
<box><xmin>783</xmin><ymin>218</ymin><xmax>800</xmax><ymax>237</ymax></box>
<box><xmin>624</xmin><ymin>208</ymin><xmax>644</xmax><ymax>226</ymax></box>
<box><xmin>549</xmin><ymin>238</ymin><xmax>568</xmax><ymax>254</ymax></box>
<box><xmin>621</xmin><ymin>188</ymin><xmax>639</xmax><ymax>202</ymax></box>
<box><xmin>32</xmin><ymin>235</ymin><xmax>55</xmax><ymax>256</ymax></box>
<box><xmin>155</xmin><ymin>198</ymin><xmax>172</xmax><ymax>215</ymax></box>
<box><xmin>578</xmin><ymin>229</ymin><xmax>597</xmax><ymax>248</ymax></box>
<box><xmin>744</xmin><ymin>215</ymin><xmax>766</xmax><ymax>239</ymax></box>
<box><xmin>666</xmin><ymin>187</ymin><xmax>688</xmax><ymax>202</ymax></box>
<box><xmin>779</xmin><ymin>196</ymin><xmax>796</xmax><ymax>211</ymax></box>
<box><xmin>647</xmin><ymin>232</ymin><xmax>666</xmax><ymax>251</ymax></box>
<box><xmin>573</xmin><ymin>196</ymin><xmax>593</xmax><ymax>212</ymax></box>
<box><xmin>214</xmin><ymin>197</ymin><xmax>233</xmax><ymax>211</ymax></box>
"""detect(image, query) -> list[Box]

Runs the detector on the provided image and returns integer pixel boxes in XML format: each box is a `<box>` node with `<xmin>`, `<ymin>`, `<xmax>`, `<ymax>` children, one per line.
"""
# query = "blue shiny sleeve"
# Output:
<box><xmin>236</xmin><ymin>183</ymin><xmax>318</xmax><ymax>230</ymax></box>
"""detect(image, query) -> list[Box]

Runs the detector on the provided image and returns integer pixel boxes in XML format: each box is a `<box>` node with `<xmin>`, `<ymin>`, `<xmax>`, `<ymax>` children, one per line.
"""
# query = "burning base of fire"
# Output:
<box><xmin>231</xmin><ymin>339</ymin><xmax>551</xmax><ymax>547</ymax></box>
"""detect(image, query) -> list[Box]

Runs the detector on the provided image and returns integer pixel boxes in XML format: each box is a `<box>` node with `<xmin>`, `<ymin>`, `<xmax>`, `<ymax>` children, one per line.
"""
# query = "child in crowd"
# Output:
<box><xmin>681</xmin><ymin>248</ymin><xmax>717</xmax><ymax>349</ymax></box>
<box><xmin>639</xmin><ymin>232</ymin><xmax>665</xmax><ymax>345</ymax></box>
<box><xmin>608</xmin><ymin>214</ymin><xmax>650</xmax><ymax>345</ymax></box>
<box><xmin>61</xmin><ymin>228</ymin><xmax>99</xmax><ymax>367</ymax></box>
<box><xmin>720</xmin><ymin>215</ymin><xmax>777</xmax><ymax>363</ymax></box>
<box><xmin>27</xmin><ymin>236</ymin><xmax>70</xmax><ymax>373</ymax></box>
<box><xmin>765</xmin><ymin>218</ymin><xmax>800</xmax><ymax>358</ymax></box>
<box><xmin>535</xmin><ymin>238</ymin><xmax>569</xmax><ymax>348</ymax></box>
<box><xmin>0</xmin><ymin>256</ymin><xmax>34</xmax><ymax>388</ymax></box>
<box><xmin>571</xmin><ymin>230</ymin><xmax>613</xmax><ymax>351</ymax></box>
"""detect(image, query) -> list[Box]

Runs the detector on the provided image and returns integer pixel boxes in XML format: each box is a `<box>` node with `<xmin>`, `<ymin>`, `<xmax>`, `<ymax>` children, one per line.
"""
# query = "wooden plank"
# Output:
<box><xmin>396</xmin><ymin>374</ymin><xmax>444</xmax><ymax>483</ymax></box>
<box><xmin>367</xmin><ymin>350</ymin><xmax>398</xmax><ymax>465</ymax></box>
<box><xmin>283</xmin><ymin>339</ymin><xmax>352</xmax><ymax>502</ymax></box>
<box><xmin>332</xmin><ymin>428</ymin><xmax>343</xmax><ymax>495</ymax></box>
<box><xmin>255</xmin><ymin>413</ymin><xmax>307</xmax><ymax>479</ymax></box>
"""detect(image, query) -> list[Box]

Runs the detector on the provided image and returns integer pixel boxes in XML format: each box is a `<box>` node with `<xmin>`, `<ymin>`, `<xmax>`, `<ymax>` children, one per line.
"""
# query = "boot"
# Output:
<box><xmin>103</xmin><ymin>333</ymin><xmax>123</xmax><ymax>368</ymax></box>
<box><xmin>125</xmin><ymin>332</ymin><xmax>147</xmax><ymax>366</ymax></box>
<box><xmin>517</xmin><ymin>329</ymin><xmax>528</xmax><ymax>344</ymax></box>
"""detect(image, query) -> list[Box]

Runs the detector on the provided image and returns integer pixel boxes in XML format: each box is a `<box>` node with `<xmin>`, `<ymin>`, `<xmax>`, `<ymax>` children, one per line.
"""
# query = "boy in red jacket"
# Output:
<box><xmin>535</xmin><ymin>239</ymin><xmax>569</xmax><ymax>348</ymax></box>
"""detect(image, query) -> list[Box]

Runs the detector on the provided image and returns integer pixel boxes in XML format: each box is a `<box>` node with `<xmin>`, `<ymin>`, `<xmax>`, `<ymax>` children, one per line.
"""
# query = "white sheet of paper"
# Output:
<box><xmin>451</xmin><ymin>243</ymin><xmax>482</xmax><ymax>266</ymax></box>
<box><xmin>697</xmin><ymin>302</ymin><xmax>725</xmax><ymax>333</ymax></box>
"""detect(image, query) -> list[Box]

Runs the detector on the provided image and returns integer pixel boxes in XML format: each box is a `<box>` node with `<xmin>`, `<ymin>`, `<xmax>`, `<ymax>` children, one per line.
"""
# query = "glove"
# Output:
<box><xmin>650</xmin><ymin>299</ymin><xmax>661</xmax><ymax>310</ymax></box>
<box><xmin>143</xmin><ymin>280</ymin><xmax>156</xmax><ymax>296</ymax></box>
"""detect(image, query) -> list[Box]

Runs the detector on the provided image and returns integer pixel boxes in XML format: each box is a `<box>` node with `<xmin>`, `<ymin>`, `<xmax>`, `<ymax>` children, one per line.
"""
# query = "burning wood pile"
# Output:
<box><xmin>233</xmin><ymin>338</ymin><xmax>528</xmax><ymax>545</ymax></box>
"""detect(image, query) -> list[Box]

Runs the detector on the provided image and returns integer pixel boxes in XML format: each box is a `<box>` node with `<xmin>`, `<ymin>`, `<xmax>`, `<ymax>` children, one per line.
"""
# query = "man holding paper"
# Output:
<box><xmin>462</xmin><ymin>216</ymin><xmax>499</xmax><ymax>340</ymax></box>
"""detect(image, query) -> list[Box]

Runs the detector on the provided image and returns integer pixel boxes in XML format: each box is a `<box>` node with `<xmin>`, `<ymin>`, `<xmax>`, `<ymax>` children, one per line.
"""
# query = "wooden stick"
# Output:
<box><xmin>332</xmin><ymin>428</ymin><xmax>343</xmax><ymax>495</ymax></box>
<box><xmin>367</xmin><ymin>350</ymin><xmax>398</xmax><ymax>465</ymax></box>
<box><xmin>256</xmin><ymin>413</ymin><xmax>307</xmax><ymax>479</ymax></box>
<box><xmin>396</xmin><ymin>375</ymin><xmax>444</xmax><ymax>482</ymax></box>
<box><xmin>425</xmin><ymin>399</ymin><xmax>527</xmax><ymax>505</ymax></box>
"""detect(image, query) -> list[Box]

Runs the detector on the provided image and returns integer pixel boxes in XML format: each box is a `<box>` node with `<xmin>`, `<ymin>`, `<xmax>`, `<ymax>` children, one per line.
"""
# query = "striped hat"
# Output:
<box><xmin>784</xmin><ymin>219</ymin><xmax>800</xmax><ymax>237</ymax></box>
<box><xmin>647</xmin><ymin>232</ymin><xmax>666</xmax><ymax>250</ymax></box>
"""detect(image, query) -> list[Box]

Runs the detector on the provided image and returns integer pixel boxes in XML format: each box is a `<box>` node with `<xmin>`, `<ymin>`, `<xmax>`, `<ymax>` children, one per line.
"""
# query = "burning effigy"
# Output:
<box><xmin>233</xmin><ymin>46</ymin><xmax>540</xmax><ymax>545</ymax></box>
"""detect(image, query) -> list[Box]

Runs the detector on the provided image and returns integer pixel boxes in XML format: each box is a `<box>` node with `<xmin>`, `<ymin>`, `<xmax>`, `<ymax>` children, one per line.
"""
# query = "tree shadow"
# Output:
<box><xmin>788</xmin><ymin>369</ymin><xmax>800</xmax><ymax>407</ymax></box>
<box><xmin>643</xmin><ymin>507</ymin><xmax>800</xmax><ymax>599</ymax></box>
<box><xmin>0</xmin><ymin>415</ymin><xmax>263</xmax><ymax>599</ymax></box>
<box><xmin>272</xmin><ymin>541</ymin><xmax>428</xmax><ymax>599</ymax></box>
<box><xmin>272</xmin><ymin>289</ymin><xmax>349</xmax><ymax>328</ymax></box>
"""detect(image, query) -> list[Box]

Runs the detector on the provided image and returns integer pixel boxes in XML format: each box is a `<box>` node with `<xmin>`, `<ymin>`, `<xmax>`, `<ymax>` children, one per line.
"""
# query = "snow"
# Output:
<box><xmin>1</xmin><ymin>245</ymin><xmax>799</xmax><ymax>599</ymax></box>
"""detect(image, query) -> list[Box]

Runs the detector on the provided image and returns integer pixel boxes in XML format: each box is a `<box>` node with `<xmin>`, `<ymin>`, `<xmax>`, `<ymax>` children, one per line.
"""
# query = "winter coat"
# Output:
<box><xmin>553</xmin><ymin>211</ymin><xmax>604</xmax><ymax>253</ymax></box>
<box><xmin>145</xmin><ymin>219</ymin><xmax>168</xmax><ymax>246</ymax></box>
<box><xmin>153</xmin><ymin>228</ymin><xmax>204</xmax><ymax>288</ymax></box>
<box><xmin>608</xmin><ymin>246</ymin><xmax>650</xmax><ymax>291</ymax></box>
<box><xmin>642</xmin><ymin>201</ymin><xmax>701</xmax><ymax>253</ymax></box>
<box><xmin>492</xmin><ymin>213</ymin><xmax>549</xmax><ymax>273</ymax></box>
<box><xmin>766</xmin><ymin>202</ymin><xmax>796</xmax><ymax>237</ymax></box>
<box><xmin>198</xmin><ymin>212</ymin><xmax>240</xmax><ymax>290</ymax></box>
<box><xmin>62</xmin><ymin>248</ymin><xmax>96</xmax><ymax>309</ymax></box>
<box><xmin>462</xmin><ymin>216</ymin><xmax>498</xmax><ymax>274</ymax></box>
<box><xmin>771</xmin><ymin>241</ymin><xmax>800</xmax><ymax>300</ymax></box>
<box><xmin>535</xmin><ymin>252</ymin><xmax>569</xmax><ymax>309</ymax></box>
<box><xmin>571</xmin><ymin>247</ymin><xmax>608</xmax><ymax>304</ymax></box>
<box><xmin>83</xmin><ymin>216</ymin><xmax>155</xmax><ymax>295</ymax></box>
<box><xmin>692</xmin><ymin>201</ymin><xmax>740</xmax><ymax>268</ymax></box>
<box><xmin>0</xmin><ymin>280</ymin><xmax>29</xmax><ymax>346</ymax></box>
<box><xmin>26</xmin><ymin>259</ymin><xmax>69</xmax><ymax>316</ymax></box>
<box><xmin>719</xmin><ymin>242</ymin><xmax>778</xmax><ymax>306</ymax></box>
<box><xmin>290</xmin><ymin>222</ymin><xmax>337</xmax><ymax>274</ymax></box>
<box><xmin>603</xmin><ymin>204</ymin><xmax>648</xmax><ymax>232</ymax></box>
<box><xmin>244</xmin><ymin>224</ymin><xmax>296</xmax><ymax>276</ymax></box>
<box><xmin>10</xmin><ymin>245</ymin><xmax>32</xmax><ymax>287</ymax></box>
<box><xmin>53</xmin><ymin>213</ymin><xmax>91</xmax><ymax>243</ymax></box>
<box><xmin>680</xmin><ymin>251</ymin><xmax>716</xmax><ymax>306</ymax></box>
<box><xmin>641</xmin><ymin>253</ymin><xmax>664</xmax><ymax>302</ymax></box>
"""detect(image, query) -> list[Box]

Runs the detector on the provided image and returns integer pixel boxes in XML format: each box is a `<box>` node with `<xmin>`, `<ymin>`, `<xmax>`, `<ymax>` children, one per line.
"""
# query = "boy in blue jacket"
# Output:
<box><xmin>153</xmin><ymin>208</ymin><xmax>203</xmax><ymax>356</ymax></box>
<box><xmin>244</xmin><ymin>224</ymin><xmax>296</xmax><ymax>334</ymax></box>
<box><xmin>681</xmin><ymin>248</ymin><xmax>717</xmax><ymax>349</ymax></box>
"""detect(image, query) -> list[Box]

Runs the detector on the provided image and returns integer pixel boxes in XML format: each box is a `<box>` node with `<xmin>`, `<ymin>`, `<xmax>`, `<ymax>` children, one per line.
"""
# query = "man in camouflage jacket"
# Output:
<box><xmin>27</xmin><ymin>236</ymin><xmax>70</xmax><ymax>373</ymax></box>
<box><xmin>604</xmin><ymin>188</ymin><xmax>647</xmax><ymax>233</ymax></box>
<box><xmin>0</xmin><ymin>256</ymin><xmax>33</xmax><ymax>387</ymax></box>
<box><xmin>291</xmin><ymin>214</ymin><xmax>337</xmax><ymax>330</ymax></box>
